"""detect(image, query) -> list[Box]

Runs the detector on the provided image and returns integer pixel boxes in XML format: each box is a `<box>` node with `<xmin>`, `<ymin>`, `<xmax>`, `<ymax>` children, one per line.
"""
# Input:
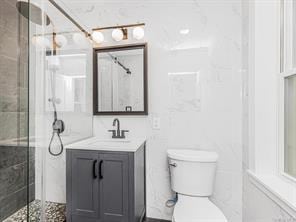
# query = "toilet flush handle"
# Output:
<box><xmin>169</xmin><ymin>163</ymin><xmax>177</xmax><ymax>167</ymax></box>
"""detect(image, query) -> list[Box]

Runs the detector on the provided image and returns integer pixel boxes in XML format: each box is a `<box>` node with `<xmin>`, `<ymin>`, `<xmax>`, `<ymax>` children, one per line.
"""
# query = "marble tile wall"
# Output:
<box><xmin>0</xmin><ymin>0</ymin><xmax>34</xmax><ymax>220</ymax></box>
<box><xmin>76</xmin><ymin>0</ymin><xmax>244</xmax><ymax>221</ymax></box>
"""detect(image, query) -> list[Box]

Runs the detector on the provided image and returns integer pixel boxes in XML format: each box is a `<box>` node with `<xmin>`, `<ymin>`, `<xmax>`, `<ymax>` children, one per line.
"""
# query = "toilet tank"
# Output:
<box><xmin>167</xmin><ymin>149</ymin><xmax>218</xmax><ymax>197</ymax></box>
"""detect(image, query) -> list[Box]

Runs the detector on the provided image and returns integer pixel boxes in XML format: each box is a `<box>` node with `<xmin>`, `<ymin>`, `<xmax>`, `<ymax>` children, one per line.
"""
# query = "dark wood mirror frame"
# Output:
<box><xmin>93</xmin><ymin>43</ymin><xmax>148</xmax><ymax>115</ymax></box>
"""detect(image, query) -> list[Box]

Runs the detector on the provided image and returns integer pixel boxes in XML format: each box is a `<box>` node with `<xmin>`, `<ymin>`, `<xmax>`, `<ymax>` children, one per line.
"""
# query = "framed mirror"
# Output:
<box><xmin>93</xmin><ymin>43</ymin><xmax>148</xmax><ymax>115</ymax></box>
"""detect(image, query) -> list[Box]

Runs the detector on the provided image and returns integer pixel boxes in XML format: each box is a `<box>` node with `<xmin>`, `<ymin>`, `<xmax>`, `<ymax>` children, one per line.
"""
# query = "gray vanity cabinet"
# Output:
<box><xmin>66</xmin><ymin>143</ymin><xmax>146</xmax><ymax>222</ymax></box>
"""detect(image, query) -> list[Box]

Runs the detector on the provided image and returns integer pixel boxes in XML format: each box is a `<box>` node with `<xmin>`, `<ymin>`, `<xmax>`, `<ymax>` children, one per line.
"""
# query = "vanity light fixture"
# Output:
<box><xmin>21</xmin><ymin>0</ymin><xmax>146</xmax><ymax>47</ymax></box>
<box><xmin>91</xmin><ymin>31</ymin><xmax>104</xmax><ymax>44</ymax></box>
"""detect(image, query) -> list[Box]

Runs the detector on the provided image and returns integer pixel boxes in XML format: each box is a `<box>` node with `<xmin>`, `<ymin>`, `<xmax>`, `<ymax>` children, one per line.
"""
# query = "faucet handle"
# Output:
<box><xmin>108</xmin><ymin>130</ymin><xmax>116</xmax><ymax>138</ymax></box>
<box><xmin>121</xmin><ymin>130</ymin><xmax>129</xmax><ymax>139</ymax></box>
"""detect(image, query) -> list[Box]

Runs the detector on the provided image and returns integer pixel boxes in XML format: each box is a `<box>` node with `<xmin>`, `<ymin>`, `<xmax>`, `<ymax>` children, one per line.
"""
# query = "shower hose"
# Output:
<box><xmin>48</xmin><ymin>109</ymin><xmax>65</xmax><ymax>156</ymax></box>
<box><xmin>48</xmin><ymin>68</ymin><xmax>65</xmax><ymax>156</ymax></box>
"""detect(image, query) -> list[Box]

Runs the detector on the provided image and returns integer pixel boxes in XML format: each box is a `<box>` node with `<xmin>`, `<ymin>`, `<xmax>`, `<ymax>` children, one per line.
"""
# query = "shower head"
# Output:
<box><xmin>16</xmin><ymin>0</ymin><xmax>51</xmax><ymax>26</ymax></box>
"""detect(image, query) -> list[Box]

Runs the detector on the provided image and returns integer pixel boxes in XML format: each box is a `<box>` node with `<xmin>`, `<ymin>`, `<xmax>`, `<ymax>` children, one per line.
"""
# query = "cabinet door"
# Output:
<box><xmin>69</xmin><ymin>151</ymin><xmax>100</xmax><ymax>219</ymax></box>
<box><xmin>99</xmin><ymin>153</ymin><xmax>129</xmax><ymax>222</ymax></box>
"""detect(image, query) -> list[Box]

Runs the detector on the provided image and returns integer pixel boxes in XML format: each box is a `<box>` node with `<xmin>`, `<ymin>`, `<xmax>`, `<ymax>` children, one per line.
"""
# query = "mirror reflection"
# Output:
<box><xmin>45</xmin><ymin>53</ymin><xmax>88</xmax><ymax>113</ymax></box>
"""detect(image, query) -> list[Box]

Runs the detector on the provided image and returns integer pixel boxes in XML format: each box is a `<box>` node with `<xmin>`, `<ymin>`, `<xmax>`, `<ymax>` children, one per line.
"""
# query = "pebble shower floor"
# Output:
<box><xmin>3</xmin><ymin>200</ymin><xmax>66</xmax><ymax>222</ymax></box>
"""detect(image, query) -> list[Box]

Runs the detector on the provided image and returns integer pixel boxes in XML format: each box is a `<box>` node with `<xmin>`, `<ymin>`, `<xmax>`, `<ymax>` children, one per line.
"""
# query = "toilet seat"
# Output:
<box><xmin>173</xmin><ymin>195</ymin><xmax>228</xmax><ymax>222</ymax></box>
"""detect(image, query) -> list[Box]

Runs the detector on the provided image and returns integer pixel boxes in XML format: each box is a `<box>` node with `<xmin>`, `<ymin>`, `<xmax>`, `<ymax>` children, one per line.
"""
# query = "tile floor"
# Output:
<box><xmin>3</xmin><ymin>200</ymin><xmax>170</xmax><ymax>222</ymax></box>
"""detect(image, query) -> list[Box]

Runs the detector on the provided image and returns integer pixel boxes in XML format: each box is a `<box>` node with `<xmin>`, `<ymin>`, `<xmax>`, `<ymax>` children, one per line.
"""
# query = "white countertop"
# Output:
<box><xmin>65</xmin><ymin>137</ymin><xmax>146</xmax><ymax>152</ymax></box>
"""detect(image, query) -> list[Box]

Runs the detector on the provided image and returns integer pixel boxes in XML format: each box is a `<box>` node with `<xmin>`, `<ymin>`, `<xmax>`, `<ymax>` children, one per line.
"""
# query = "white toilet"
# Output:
<box><xmin>167</xmin><ymin>149</ymin><xmax>228</xmax><ymax>222</ymax></box>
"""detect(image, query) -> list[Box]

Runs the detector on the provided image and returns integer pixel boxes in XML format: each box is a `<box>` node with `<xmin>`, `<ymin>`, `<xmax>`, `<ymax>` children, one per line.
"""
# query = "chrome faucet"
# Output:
<box><xmin>108</xmin><ymin>118</ymin><xmax>129</xmax><ymax>139</ymax></box>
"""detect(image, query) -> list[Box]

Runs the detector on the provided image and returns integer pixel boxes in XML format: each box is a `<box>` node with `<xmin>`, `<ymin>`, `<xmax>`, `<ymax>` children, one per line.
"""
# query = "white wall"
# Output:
<box><xmin>86</xmin><ymin>1</ymin><xmax>243</xmax><ymax>221</ymax></box>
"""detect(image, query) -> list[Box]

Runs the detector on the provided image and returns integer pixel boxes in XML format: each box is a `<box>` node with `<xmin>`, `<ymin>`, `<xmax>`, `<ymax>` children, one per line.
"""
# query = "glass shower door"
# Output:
<box><xmin>28</xmin><ymin>0</ymin><xmax>93</xmax><ymax>221</ymax></box>
<box><xmin>1</xmin><ymin>1</ymin><xmax>93</xmax><ymax>220</ymax></box>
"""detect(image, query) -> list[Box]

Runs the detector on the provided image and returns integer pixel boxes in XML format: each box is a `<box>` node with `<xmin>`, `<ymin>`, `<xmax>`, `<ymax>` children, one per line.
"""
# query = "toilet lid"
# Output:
<box><xmin>173</xmin><ymin>196</ymin><xmax>228</xmax><ymax>222</ymax></box>
<box><xmin>167</xmin><ymin>149</ymin><xmax>218</xmax><ymax>162</ymax></box>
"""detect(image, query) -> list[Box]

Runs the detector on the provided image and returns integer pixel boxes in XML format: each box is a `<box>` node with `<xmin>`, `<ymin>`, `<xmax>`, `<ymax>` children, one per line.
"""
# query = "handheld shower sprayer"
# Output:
<box><xmin>48</xmin><ymin>111</ymin><xmax>65</xmax><ymax>156</ymax></box>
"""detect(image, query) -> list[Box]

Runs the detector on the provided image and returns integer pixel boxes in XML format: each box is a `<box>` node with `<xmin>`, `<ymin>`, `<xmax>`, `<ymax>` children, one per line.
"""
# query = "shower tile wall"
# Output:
<box><xmin>0</xmin><ymin>0</ymin><xmax>34</xmax><ymax>220</ymax></box>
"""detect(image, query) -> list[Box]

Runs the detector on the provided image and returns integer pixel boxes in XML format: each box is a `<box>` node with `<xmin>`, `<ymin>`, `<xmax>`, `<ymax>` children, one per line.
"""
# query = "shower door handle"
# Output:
<box><xmin>99</xmin><ymin>160</ymin><xmax>103</xmax><ymax>179</ymax></box>
<box><xmin>93</xmin><ymin>160</ymin><xmax>98</xmax><ymax>179</ymax></box>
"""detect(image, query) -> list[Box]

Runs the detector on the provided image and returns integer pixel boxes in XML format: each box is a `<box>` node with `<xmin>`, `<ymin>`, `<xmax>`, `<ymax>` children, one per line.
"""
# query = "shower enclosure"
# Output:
<box><xmin>0</xmin><ymin>0</ymin><xmax>92</xmax><ymax>221</ymax></box>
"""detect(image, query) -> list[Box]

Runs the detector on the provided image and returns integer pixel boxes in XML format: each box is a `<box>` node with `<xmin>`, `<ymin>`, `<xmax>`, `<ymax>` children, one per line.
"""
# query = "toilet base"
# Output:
<box><xmin>172</xmin><ymin>195</ymin><xmax>227</xmax><ymax>222</ymax></box>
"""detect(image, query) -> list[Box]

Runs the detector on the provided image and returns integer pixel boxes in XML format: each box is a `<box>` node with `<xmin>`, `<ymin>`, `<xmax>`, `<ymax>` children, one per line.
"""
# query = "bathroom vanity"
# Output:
<box><xmin>65</xmin><ymin>138</ymin><xmax>146</xmax><ymax>222</ymax></box>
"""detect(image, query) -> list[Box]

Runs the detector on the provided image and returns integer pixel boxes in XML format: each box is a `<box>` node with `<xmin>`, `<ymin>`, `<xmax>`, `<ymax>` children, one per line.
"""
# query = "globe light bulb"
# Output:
<box><xmin>112</xmin><ymin>28</ymin><xmax>124</xmax><ymax>42</ymax></box>
<box><xmin>32</xmin><ymin>36</ymin><xmax>51</xmax><ymax>48</ymax></box>
<box><xmin>91</xmin><ymin>31</ymin><xmax>104</xmax><ymax>44</ymax></box>
<box><xmin>133</xmin><ymin>26</ymin><xmax>145</xmax><ymax>40</ymax></box>
<box><xmin>72</xmin><ymin>33</ymin><xmax>84</xmax><ymax>44</ymax></box>
<box><xmin>55</xmin><ymin>34</ymin><xmax>68</xmax><ymax>48</ymax></box>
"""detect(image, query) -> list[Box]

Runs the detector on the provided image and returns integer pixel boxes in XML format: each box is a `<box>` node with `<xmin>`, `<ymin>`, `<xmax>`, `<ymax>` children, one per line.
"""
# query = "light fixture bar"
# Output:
<box><xmin>92</xmin><ymin>23</ymin><xmax>145</xmax><ymax>31</ymax></box>
<box><xmin>33</xmin><ymin>31</ymin><xmax>80</xmax><ymax>37</ymax></box>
